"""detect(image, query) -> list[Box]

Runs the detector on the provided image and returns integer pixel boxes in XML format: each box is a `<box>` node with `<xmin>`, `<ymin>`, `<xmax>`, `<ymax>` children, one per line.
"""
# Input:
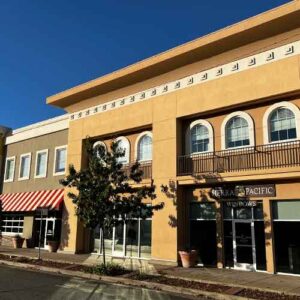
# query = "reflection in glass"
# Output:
<box><xmin>140</xmin><ymin>220</ymin><xmax>152</xmax><ymax>258</ymax></box>
<box><xmin>126</xmin><ymin>221</ymin><xmax>139</xmax><ymax>257</ymax></box>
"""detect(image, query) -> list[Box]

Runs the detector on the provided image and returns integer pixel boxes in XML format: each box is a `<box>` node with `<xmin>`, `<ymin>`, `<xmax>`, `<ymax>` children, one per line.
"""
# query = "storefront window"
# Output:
<box><xmin>1</xmin><ymin>214</ymin><xmax>24</xmax><ymax>234</ymax></box>
<box><xmin>273</xmin><ymin>201</ymin><xmax>300</xmax><ymax>275</ymax></box>
<box><xmin>126</xmin><ymin>221</ymin><xmax>139</xmax><ymax>257</ymax></box>
<box><xmin>140</xmin><ymin>219</ymin><xmax>152</xmax><ymax>258</ymax></box>
<box><xmin>92</xmin><ymin>218</ymin><xmax>152</xmax><ymax>259</ymax></box>
<box><xmin>190</xmin><ymin>202</ymin><xmax>217</xmax><ymax>266</ymax></box>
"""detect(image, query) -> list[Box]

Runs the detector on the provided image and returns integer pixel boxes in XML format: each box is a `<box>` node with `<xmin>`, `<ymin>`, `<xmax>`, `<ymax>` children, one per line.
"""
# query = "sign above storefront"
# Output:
<box><xmin>211</xmin><ymin>184</ymin><xmax>276</xmax><ymax>199</ymax></box>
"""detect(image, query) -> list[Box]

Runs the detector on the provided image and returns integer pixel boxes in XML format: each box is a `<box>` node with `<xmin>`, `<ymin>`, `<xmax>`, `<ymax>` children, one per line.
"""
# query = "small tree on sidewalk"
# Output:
<box><xmin>60</xmin><ymin>138</ymin><xmax>164</xmax><ymax>267</ymax></box>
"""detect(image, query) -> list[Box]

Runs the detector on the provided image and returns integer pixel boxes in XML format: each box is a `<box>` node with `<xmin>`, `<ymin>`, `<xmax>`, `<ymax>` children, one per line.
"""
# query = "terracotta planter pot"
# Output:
<box><xmin>179</xmin><ymin>250</ymin><xmax>198</xmax><ymax>268</ymax></box>
<box><xmin>26</xmin><ymin>238</ymin><xmax>35</xmax><ymax>248</ymax></box>
<box><xmin>12</xmin><ymin>237</ymin><xmax>25</xmax><ymax>249</ymax></box>
<box><xmin>48</xmin><ymin>241</ymin><xmax>59</xmax><ymax>253</ymax></box>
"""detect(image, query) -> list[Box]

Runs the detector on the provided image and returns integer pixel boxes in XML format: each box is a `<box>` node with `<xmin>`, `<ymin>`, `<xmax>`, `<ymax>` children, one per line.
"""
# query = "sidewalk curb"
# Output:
<box><xmin>0</xmin><ymin>259</ymin><xmax>245</xmax><ymax>300</ymax></box>
<box><xmin>162</xmin><ymin>273</ymin><xmax>300</xmax><ymax>297</ymax></box>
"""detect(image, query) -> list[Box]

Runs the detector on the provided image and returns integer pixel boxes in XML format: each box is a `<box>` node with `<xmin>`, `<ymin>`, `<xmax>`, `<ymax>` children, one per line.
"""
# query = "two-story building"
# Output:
<box><xmin>45</xmin><ymin>1</ymin><xmax>300</xmax><ymax>276</ymax></box>
<box><xmin>0</xmin><ymin>115</ymin><xmax>68</xmax><ymax>248</ymax></box>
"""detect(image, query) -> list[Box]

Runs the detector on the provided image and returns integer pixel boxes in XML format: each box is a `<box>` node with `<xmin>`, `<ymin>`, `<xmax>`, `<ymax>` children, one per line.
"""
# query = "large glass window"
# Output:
<box><xmin>226</xmin><ymin>116</ymin><xmax>250</xmax><ymax>148</ymax></box>
<box><xmin>190</xmin><ymin>202</ymin><xmax>217</xmax><ymax>266</ymax></box>
<box><xmin>269</xmin><ymin>108</ymin><xmax>296</xmax><ymax>142</ymax></box>
<box><xmin>54</xmin><ymin>146</ymin><xmax>67</xmax><ymax>175</ymax></box>
<box><xmin>273</xmin><ymin>201</ymin><xmax>300</xmax><ymax>274</ymax></box>
<box><xmin>2</xmin><ymin>215</ymin><xmax>24</xmax><ymax>234</ymax></box>
<box><xmin>4</xmin><ymin>157</ymin><xmax>15</xmax><ymax>182</ymax></box>
<box><xmin>116</xmin><ymin>137</ymin><xmax>130</xmax><ymax>164</ymax></box>
<box><xmin>19</xmin><ymin>154</ymin><xmax>31</xmax><ymax>180</ymax></box>
<box><xmin>35</xmin><ymin>150</ymin><xmax>48</xmax><ymax>178</ymax></box>
<box><xmin>93</xmin><ymin>218</ymin><xmax>152</xmax><ymax>259</ymax></box>
<box><xmin>137</xmin><ymin>134</ymin><xmax>152</xmax><ymax>162</ymax></box>
<box><xmin>191</xmin><ymin>125</ymin><xmax>210</xmax><ymax>153</ymax></box>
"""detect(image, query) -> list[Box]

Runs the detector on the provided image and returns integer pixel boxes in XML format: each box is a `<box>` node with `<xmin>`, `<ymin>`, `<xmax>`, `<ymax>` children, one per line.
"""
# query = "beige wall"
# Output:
<box><xmin>3</xmin><ymin>129</ymin><xmax>68</xmax><ymax>194</ymax></box>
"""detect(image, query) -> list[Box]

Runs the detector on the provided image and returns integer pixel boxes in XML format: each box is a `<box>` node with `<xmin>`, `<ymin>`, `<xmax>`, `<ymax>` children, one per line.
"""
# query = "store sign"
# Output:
<box><xmin>226</xmin><ymin>200</ymin><xmax>257</xmax><ymax>208</ymax></box>
<box><xmin>211</xmin><ymin>184</ymin><xmax>276</xmax><ymax>199</ymax></box>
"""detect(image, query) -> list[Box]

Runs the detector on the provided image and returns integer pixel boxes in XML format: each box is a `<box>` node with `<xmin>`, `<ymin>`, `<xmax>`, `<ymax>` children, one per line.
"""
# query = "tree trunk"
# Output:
<box><xmin>101</xmin><ymin>227</ymin><xmax>106</xmax><ymax>266</ymax></box>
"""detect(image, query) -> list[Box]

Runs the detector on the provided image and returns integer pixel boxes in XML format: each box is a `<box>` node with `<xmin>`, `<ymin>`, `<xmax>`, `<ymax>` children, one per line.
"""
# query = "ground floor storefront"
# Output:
<box><xmin>0</xmin><ymin>189</ymin><xmax>64</xmax><ymax>250</ymax></box>
<box><xmin>182</xmin><ymin>181</ymin><xmax>300</xmax><ymax>275</ymax></box>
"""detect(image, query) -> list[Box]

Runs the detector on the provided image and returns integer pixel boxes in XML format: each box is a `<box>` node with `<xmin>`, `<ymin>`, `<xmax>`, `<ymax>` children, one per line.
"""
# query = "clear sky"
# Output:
<box><xmin>0</xmin><ymin>0</ymin><xmax>291</xmax><ymax>129</ymax></box>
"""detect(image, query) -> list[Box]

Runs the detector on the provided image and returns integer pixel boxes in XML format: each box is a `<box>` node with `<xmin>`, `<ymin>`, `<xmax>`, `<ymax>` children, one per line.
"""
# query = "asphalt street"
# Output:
<box><xmin>0</xmin><ymin>265</ymin><xmax>202</xmax><ymax>300</ymax></box>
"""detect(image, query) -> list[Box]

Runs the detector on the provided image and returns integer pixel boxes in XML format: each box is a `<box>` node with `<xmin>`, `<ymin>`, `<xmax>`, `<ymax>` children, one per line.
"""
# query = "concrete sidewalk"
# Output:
<box><xmin>1</xmin><ymin>245</ymin><xmax>300</xmax><ymax>296</ymax></box>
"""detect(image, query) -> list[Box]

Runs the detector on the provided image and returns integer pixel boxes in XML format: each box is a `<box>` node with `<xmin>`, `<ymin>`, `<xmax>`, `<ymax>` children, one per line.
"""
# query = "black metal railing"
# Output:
<box><xmin>123</xmin><ymin>161</ymin><xmax>152</xmax><ymax>179</ymax></box>
<box><xmin>177</xmin><ymin>140</ymin><xmax>300</xmax><ymax>176</ymax></box>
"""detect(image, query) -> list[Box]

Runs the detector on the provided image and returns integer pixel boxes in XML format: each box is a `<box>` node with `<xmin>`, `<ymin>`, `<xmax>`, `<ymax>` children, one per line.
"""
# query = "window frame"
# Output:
<box><xmin>263</xmin><ymin>101</ymin><xmax>300</xmax><ymax>144</ymax></box>
<box><xmin>18</xmin><ymin>152</ymin><xmax>32</xmax><ymax>181</ymax></box>
<box><xmin>34</xmin><ymin>149</ymin><xmax>49</xmax><ymax>178</ymax></box>
<box><xmin>221</xmin><ymin>111</ymin><xmax>255</xmax><ymax>150</ymax></box>
<box><xmin>115</xmin><ymin>136</ymin><xmax>130</xmax><ymax>165</ymax></box>
<box><xmin>185</xmin><ymin>120</ymin><xmax>214</xmax><ymax>155</ymax></box>
<box><xmin>4</xmin><ymin>156</ymin><xmax>16</xmax><ymax>183</ymax></box>
<box><xmin>135</xmin><ymin>131</ymin><xmax>153</xmax><ymax>162</ymax></box>
<box><xmin>1</xmin><ymin>214</ymin><xmax>24</xmax><ymax>235</ymax></box>
<box><xmin>53</xmin><ymin>145</ymin><xmax>67</xmax><ymax>176</ymax></box>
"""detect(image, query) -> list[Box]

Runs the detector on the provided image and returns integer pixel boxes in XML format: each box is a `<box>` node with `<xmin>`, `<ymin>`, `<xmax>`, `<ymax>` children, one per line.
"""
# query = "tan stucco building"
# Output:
<box><xmin>1</xmin><ymin>1</ymin><xmax>300</xmax><ymax>276</ymax></box>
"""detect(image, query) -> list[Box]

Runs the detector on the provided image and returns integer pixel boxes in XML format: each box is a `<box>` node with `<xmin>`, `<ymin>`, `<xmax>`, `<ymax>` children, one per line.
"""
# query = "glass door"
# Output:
<box><xmin>233</xmin><ymin>220</ymin><xmax>256</xmax><ymax>271</ymax></box>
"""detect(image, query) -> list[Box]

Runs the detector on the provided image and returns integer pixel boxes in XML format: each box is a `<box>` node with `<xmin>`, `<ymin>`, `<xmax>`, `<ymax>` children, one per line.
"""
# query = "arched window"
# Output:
<box><xmin>115</xmin><ymin>137</ymin><xmax>130</xmax><ymax>164</ymax></box>
<box><xmin>269</xmin><ymin>108</ymin><xmax>296</xmax><ymax>142</ymax></box>
<box><xmin>136</xmin><ymin>132</ymin><xmax>152</xmax><ymax>162</ymax></box>
<box><xmin>263</xmin><ymin>102</ymin><xmax>300</xmax><ymax>144</ymax></box>
<box><xmin>221</xmin><ymin>112</ymin><xmax>254</xmax><ymax>150</ymax></box>
<box><xmin>186</xmin><ymin>120</ymin><xmax>213</xmax><ymax>154</ymax></box>
<box><xmin>93</xmin><ymin>141</ymin><xmax>107</xmax><ymax>158</ymax></box>
<box><xmin>226</xmin><ymin>117</ymin><xmax>249</xmax><ymax>148</ymax></box>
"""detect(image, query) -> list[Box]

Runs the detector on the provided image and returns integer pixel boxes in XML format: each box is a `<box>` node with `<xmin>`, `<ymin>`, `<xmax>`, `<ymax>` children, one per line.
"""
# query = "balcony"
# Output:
<box><xmin>123</xmin><ymin>161</ymin><xmax>152</xmax><ymax>180</ymax></box>
<box><xmin>177</xmin><ymin>140</ymin><xmax>300</xmax><ymax>176</ymax></box>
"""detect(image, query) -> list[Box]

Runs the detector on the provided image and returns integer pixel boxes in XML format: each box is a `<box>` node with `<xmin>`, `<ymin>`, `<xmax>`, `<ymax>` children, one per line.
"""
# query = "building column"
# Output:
<box><xmin>263</xmin><ymin>198</ymin><xmax>275</xmax><ymax>273</ymax></box>
<box><xmin>216</xmin><ymin>201</ymin><xmax>224</xmax><ymax>268</ymax></box>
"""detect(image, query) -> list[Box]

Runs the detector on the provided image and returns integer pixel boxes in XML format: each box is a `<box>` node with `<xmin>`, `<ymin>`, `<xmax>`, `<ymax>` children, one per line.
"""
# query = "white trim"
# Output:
<box><xmin>221</xmin><ymin>111</ymin><xmax>255</xmax><ymax>150</ymax></box>
<box><xmin>185</xmin><ymin>119</ymin><xmax>214</xmax><ymax>154</ymax></box>
<box><xmin>5</xmin><ymin>114</ymin><xmax>69</xmax><ymax>145</ymax></box>
<box><xmin>53</xmin><ymin>145</ymin><xmax>67</xmax><ymax>176</ymax></box>
<box><xmin>115</xmin><ymin>136</ymin><xmax>130</xmax><ymax>164</ymax></box>
<box><xmin>34</xmin><ymin>149</ymin><xmax>49</xmax><ymax>178</ymax></box>
<box><xmin>93</xmin><ymin>141</ymin><xmax>107</xmax><ymax>152</ymax></box>
<box><xmin>134</xmin><ymin>131</ymin><xmax>153</xmax><ymax>162</ymax></box>
<box><xmin>18</xmin><ymin>153</ymin><xmax>32</xmax><ymax>181</ymax></box>
<box><xmin>263</xmin><ymin>101</ymin><xmax>300</xmax><ymax>144</ymax></box>
<box><xmin>3</xmin><ymin>156</ymin><xmax>16</xmax><ymax>183</ymax></box>
<box><xmin>68</xmin><ymin>41</ymin><xmax>300</xmax><ymax>123</ymax></box>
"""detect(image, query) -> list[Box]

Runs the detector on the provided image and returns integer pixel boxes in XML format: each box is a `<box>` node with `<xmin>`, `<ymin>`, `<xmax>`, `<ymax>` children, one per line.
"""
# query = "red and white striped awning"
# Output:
<box><xmin>0</xmin><ymin>189</ymin><xmax>64</xmax><ymax>212</ymax></box>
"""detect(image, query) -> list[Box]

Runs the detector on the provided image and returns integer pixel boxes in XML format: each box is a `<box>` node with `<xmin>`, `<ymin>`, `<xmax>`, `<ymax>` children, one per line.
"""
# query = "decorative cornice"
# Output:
<box><xmin>70</xmin><ymin>41</ymin><xmax>300</xmax><ymax>122</ymax></box>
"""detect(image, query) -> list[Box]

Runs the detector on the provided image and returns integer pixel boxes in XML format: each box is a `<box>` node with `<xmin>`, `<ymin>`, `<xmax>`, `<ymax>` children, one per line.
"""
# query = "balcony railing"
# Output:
<box><xmin>178</xmin><ymin>140</ymin><xmax>300</xmax><ymax>176</ymax></box>
<box><xmin>123</xmin><ymin>161</ymin><xmax>152</xmax><ymax>180</ymax></box>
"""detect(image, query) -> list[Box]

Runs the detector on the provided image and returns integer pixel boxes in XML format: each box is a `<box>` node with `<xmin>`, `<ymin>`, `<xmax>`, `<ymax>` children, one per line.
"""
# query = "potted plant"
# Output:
<box><xmin>25</xmin><ymin>237</ymin><xmax>35</xmax><ymax>248</ymax></box>
<box><xmin>47</xmin><ymin>236</ymin><xmax>60</xmax><ymax>253</ymax></box>
<box><xmin>12</xmin><ymin>234</ymin><xmax>25</xmax><ymax>249</ymax></box>
<box><xmin>179</xmin><ymin>247</ymin><xmax>198</xmax><ymax>268</ymax></box>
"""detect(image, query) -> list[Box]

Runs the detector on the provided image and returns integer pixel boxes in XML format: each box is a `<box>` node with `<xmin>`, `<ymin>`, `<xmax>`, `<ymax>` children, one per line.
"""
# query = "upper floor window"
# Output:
<box><xmin>19</xmin><ymin>153</ymin><xmax>31</xmax><ymax>180</ymax></box>
<box><xmin>263</xmin><ymin>102</ymin><xmax>300</xmax><ymax>144</ymax></box>
<box><xmin>115</xmin><ymin>137</ymin><xmax>130</xmax><ymax>164</ymax></box>
<box><xmin>4</xmin><ymin>157</ymin><xmax>15</xmax><ymax>182</ymax></box>
<box><xmin>136</xmin><ymin>132</ymin><xmax>152</xmax><ymax>162</ymax></box>
<box><xmin>186</xmin><ymin>120</ymin><xmax>214</xmax><ymax>154</ymax></box>
<box><xmin>35</xmin><ymin>149</ymin><xmax>48</xmax><ymax>178</ymax></box>
<box><xmin>269</xmin><ymin>108</ymin><xmax>296</xmax><ymax>142</ymax></box>
<box><xmin>54</xmin><ymin>146</ymin><xmax>67</xmax><ymax>176</ymax></box>
<box><xmin>221</xmin><ymin>111</ymin><xmax>254</xmax><ymax>150</ymax></box>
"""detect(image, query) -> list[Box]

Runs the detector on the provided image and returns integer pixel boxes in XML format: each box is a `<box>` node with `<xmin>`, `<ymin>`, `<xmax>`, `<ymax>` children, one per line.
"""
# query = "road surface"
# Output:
<box><xmin>0</xmin><ymin>265</ymin><xmax>202</xmax><ymax>300</ymax></box>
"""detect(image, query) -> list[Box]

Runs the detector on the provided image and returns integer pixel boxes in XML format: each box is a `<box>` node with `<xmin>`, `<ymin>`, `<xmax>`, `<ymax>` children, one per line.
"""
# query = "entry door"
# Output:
<box><xmin>44</xmin><ymin>219</ymin><xmax>55</xmax><ymax>249</ymax></box>
<box><xmin>233</xmin><ymin>221</ymin><xmax>256</xmax><ymax>271</ymax></box>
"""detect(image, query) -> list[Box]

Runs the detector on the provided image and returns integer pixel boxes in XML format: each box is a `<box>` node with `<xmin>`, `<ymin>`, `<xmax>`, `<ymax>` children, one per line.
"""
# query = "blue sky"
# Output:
<box><xmin>0</xmin><ymin>0</ymin><xmax>291</xmax><ymax>129</ymax></box>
